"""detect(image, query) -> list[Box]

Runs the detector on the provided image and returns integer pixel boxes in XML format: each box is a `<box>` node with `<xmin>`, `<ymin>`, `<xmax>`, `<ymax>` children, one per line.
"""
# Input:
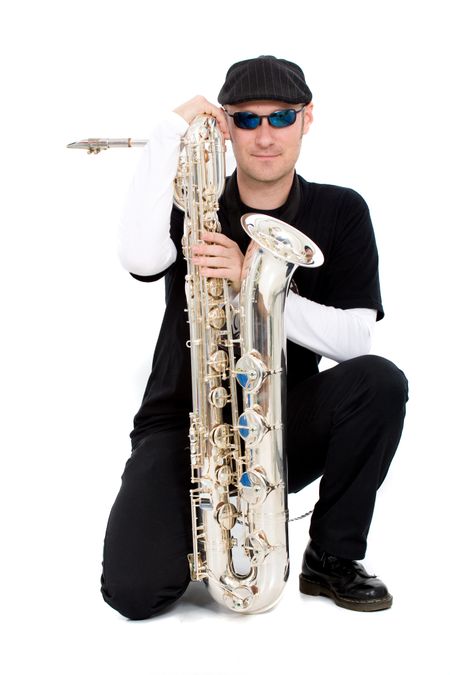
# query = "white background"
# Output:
<box><xmin>1</xmin><ymin>1</ymin><xmax>449</xmax><ymax>673</ymax></box>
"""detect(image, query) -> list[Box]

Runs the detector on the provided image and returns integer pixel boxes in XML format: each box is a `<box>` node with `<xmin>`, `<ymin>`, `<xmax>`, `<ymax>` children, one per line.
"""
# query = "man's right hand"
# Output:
<box><xmin>173</xmin><ymin>96</ymin><xmax>230</xmax><ymax>140</ymax></box>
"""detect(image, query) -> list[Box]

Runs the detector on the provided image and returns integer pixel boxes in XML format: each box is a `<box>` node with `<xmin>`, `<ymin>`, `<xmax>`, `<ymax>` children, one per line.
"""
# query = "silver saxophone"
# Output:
<box><xmin>174</xmin><ymin>115</ymin><xmax>324</xmax><ymax>613</ymax></box>
<box><xmin>67</xmin><ymin>120</ymin><xmax>324</xmax><ymax>613</ymax></box>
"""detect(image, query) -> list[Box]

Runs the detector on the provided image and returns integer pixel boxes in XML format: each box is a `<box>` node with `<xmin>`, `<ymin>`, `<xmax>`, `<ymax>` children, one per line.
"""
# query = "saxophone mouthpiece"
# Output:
<box><xmin>66</xmin><ymin>139</ymin><xmax>110</xmax><ymax>154</ymax></box>
<box><xmin>66</xmin><ymin>138</ymin><xmax>148</xmax><ymax>153</ymax></box>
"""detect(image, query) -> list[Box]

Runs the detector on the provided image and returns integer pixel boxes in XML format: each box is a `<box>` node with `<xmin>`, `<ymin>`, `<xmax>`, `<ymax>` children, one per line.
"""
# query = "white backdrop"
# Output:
<box><xmin>2</xmin><ymin>1</ymin><xmax>449</xmax><ymax>673</ymax></box>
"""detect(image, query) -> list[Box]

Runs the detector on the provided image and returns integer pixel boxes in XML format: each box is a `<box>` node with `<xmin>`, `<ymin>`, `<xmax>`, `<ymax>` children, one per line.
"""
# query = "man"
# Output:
<box><xmin>101</xmin><ymin>56</ymin><xmax>408</xmax><ymax>619</ymax></box>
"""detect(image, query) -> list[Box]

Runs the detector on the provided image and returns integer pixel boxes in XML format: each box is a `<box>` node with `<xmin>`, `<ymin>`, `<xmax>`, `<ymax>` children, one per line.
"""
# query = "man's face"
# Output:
<box><xmin>225</xmin><ymin>100</ymin><xmax>313</xmax><ymax>187</ymax></box>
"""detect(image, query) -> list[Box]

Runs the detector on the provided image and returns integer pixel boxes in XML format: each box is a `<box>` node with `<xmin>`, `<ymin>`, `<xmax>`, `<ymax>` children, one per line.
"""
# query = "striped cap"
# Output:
<box><xmin>218</xmin><ymin>55</ymin><xmax>312</xmax><ymax>105</ymax></box>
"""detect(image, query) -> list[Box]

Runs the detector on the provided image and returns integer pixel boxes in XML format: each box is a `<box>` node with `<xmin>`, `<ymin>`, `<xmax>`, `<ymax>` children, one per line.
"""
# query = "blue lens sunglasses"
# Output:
<box><xmin>224</xmin><ymin>106</ymin><xmax>305</xmax><ymax>130</ymax></box>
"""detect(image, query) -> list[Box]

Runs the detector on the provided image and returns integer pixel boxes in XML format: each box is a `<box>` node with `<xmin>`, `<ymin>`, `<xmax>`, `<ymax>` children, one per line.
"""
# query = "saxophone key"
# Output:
<box><xmin>222</xmin><ymin>586</ymin><xmax>256</xmax><ymax>612</ymax></box>
<box><xmin>207</xmin><ymin>305</ymin><xmax>226</xmax><ymax>330</ymax></box>
<box><xmin>210</xmin><ymin>423</ymin><xmax>231</xmax><ymax>449</ymax></box>
<box><xmin>244</xmin><ymin>531</ymin><xmax>273</xmax><ymax>565</ymax></box>
<box><xmin>215</xmin><ymin>501</ymin><xmax>238</xmax><ymax>530</ymax></box>
<box><xmin>209</xmin><ymin>349</ymin><xmax>228</xmax><ymax>375</ymax></box>
<box><xmin>237</xmin><ymin>409</ymin><xmax>268</xmax><ymax>446</ymax></box>
<box><xmin>239</xmin><ymin>468</ymin><xmax>273</xmax><ymax>505</ymax></box>
<box><xmin>235</xmin><ymin>352</ymin><xmax>267</xmax><ymax>393</ymax></box>
<box><xmin>206</xmin><ymin>277</ymin><xmax>224</xmax><ymax>299</ymax></box>
<box><xmin>215</xmin><ymin>464</ymin><xmax>233</xmax><ymax>487</ymax></box>
<box><xmin>209</xmin><ymin>386</ymin><xmax>228</xmax><ymax>408</ymax></box>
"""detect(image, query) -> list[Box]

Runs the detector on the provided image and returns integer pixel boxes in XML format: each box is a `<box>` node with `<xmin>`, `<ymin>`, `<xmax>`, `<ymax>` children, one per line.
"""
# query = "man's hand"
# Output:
<box><xmin>173</xmin><ymin>96</ymin><xmax>230</xmax><ymax>140</ymax></box>
<box><xmin>191</xmin><ymin>231</ymin><xmax>244</xmax><ymax>293</ymax></box>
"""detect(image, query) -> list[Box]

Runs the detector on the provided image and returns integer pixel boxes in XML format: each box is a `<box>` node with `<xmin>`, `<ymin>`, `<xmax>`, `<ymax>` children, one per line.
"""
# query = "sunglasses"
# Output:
<box><xmin>225</xmin><ymin>107</ymin><xmax>305</xmax><ymax>130</ymax></box>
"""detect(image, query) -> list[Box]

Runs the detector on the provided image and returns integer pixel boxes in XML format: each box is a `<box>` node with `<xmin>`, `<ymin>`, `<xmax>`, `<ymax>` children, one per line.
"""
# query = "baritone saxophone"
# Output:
<box><xmin>174</xmin><ymin>114</ymin><xmax>324</xmax><ymax>613</ymax></box>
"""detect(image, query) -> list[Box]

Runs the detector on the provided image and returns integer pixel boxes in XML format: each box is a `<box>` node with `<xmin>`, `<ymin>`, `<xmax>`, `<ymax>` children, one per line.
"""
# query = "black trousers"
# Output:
<box><xmin>101</xmin><ymin>355</ymin><xmax>408</xmax><ymax>620</ymax></box>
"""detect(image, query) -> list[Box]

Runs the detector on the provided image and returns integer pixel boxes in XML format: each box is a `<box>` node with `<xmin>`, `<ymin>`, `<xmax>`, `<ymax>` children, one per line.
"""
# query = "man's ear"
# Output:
<box><xmin>221</xmin><ymin>107</ymin><xmax>232</xmax><ymax>142</ymax></box>
<box><xmin>302</xmin><ymin>103</ymin><xmax>314</xmax><ymax>135</ymax></box>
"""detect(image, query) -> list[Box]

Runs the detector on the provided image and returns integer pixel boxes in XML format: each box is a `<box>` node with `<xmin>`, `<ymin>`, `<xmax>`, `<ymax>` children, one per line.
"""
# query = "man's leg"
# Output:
<box><xmin>101</xmin><ymin>426</ymin><xmax>192</xmax><ymax>620</ymax></box>
<box><xmin>286</xmin><ymin>355</ymin><xmax>408</xmax><ymax>610</ymax></box>
<box><xmin>287</xmin><ymin>354</ymin><xmax>408</xmax><ymax>558</ymax></box>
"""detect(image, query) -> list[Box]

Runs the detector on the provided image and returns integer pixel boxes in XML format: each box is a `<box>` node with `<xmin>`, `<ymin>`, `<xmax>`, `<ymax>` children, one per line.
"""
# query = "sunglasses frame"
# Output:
<box><xmin>224</xmin><ymin>106</ymin><xmax>306</xmax><ymax>130</ymax></box>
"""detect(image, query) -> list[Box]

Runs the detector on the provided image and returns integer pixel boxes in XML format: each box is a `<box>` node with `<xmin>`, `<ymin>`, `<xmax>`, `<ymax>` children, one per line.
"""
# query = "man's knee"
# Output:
<box><xmin>100</xmin><ymin>573</ymin><xmax>190</xmax><ymax>620</ymax></box>
<box><xmin>353</xmin><ymin>355</ymin><xmax>408</xmax><ymax>411</ymax></box>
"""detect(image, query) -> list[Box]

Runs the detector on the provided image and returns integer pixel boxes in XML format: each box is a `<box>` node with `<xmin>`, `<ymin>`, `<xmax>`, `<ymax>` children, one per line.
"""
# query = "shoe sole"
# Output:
<box><xmin>299</xmin><ymin>574</ymin><xmax>393</xmax><ymax>612</ymax></box>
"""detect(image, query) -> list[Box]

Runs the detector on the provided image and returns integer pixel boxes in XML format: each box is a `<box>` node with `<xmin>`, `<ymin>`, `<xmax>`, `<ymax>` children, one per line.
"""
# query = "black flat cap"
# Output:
<box><xmin>218</xmin><ymin>55</ymin><xmax>312</xmax><ymax>105</ymax></box>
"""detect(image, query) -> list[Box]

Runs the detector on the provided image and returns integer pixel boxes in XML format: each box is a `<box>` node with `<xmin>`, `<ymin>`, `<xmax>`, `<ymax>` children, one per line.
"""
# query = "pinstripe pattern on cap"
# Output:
<box><xmin>218</xmin><ymin>55</ymin><xmax>312</xmax><ymax>105</ymax></box>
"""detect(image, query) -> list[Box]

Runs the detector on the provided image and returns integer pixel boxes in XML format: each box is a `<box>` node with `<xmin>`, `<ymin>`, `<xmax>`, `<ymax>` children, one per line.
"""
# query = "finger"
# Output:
<box><xmin>197</xmin><ymin>265</ymin><xmax>241</xmax><ymax>293</ymax></box>
<box><xmin>199</xmin><ymin>267</ymin><xmax>235</xmax><ymax>279</ymax></box>
<box><xmin>173</xmin><ymin>96</ymin><xmax>229</xmax><ymax>140</ymax></box>
<box><xmin>192</xmin><ymin>244</ymin><xmax>229</xmax><ymax>257</ymax></box>
<box><xmin>201</xmin><ymin>231</ymin><xmax>238</xmax><ymax>248</ymax></box>
<box><xmin>192</xmin><ymin>255</ymin><xmax>231</xmax><ymax>268</ymax></box>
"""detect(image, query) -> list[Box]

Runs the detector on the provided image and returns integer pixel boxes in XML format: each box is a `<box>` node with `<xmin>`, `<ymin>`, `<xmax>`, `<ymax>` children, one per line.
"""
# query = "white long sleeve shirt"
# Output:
<box><xmin>119</xmin><ymin>112</ymin><xmax>377</xmax><ymax>364</ymax></box>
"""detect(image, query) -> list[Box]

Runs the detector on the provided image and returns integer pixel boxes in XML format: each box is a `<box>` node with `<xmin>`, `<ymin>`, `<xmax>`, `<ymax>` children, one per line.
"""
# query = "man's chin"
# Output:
<box><xmin>246</xmin><ymin>168</ymin><xmax>292</xmax><ymax>185</ymax></box>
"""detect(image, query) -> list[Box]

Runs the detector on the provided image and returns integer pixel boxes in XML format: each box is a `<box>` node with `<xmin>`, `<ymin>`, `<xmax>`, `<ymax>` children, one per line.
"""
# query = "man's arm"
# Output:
<box><xmin>118</xmin><ymin>112</ymin><xmax>187</xmax><ymax>276</ymax></box>
<box><xmin>285</xmin><ymin>293</ymin><xmax>377</xmax><ymax>362</ymax></box>
<box><xmin>118</xmin><ymin>97</ymin><xmax>230</xmax><ymax>278</ymax></box>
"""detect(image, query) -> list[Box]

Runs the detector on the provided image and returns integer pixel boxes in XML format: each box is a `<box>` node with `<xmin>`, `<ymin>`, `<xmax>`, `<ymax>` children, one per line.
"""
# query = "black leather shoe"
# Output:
<box><xmin>299</xmin><ymin>540</ymin><xmax>392</xmax><ymax>611</ymax></box>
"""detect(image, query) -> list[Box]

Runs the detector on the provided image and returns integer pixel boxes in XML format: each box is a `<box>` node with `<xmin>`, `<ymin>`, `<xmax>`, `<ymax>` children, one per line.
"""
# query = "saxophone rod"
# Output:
<box><xmin>66</xmin><ymin>138</ymin><xmax>148</xmax><ymax>154</ymax></box>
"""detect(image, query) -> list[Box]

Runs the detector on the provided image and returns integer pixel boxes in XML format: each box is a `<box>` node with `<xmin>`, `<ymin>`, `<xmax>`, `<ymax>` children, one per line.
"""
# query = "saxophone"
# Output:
<box><xmin>174</xmin><ymin>115</ymin><xmax>324</xmax><ymax>613</ymax></box>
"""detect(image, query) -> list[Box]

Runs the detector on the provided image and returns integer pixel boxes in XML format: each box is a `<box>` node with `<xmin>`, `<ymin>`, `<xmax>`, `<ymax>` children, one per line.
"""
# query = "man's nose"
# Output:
<box><xmin>254</xmin><ymin>119</ymin><xmax>274</xmax><ymax>145</ymax></box>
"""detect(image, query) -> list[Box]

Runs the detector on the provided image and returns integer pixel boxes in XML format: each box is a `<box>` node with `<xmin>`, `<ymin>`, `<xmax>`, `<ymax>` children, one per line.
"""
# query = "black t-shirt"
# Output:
<box><xmin>129</xmin><ymin>173</ymin><xmax>383</xmax><ymax>442</ymax></box>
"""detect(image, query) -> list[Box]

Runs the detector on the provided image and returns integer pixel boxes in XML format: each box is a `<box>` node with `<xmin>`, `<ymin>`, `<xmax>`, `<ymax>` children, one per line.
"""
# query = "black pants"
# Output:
<box><xmin>101</xmin><ymin>355</ymin><xmax>408</xmax><ymax>620</ymax></box>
